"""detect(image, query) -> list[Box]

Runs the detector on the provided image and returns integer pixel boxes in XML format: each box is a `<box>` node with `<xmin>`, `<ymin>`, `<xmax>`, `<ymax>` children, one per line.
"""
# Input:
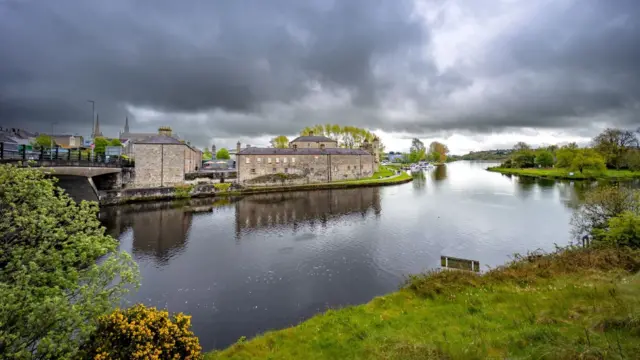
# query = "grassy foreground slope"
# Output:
<box><xmin>487</xmin><ymin>167</ymin><xmax>640</xmax><ymax>180</ymax></box>
<box><xmin>206</xmin><ymin>248</ymin><xmax>640</xmax><ymax>360</ymax></box>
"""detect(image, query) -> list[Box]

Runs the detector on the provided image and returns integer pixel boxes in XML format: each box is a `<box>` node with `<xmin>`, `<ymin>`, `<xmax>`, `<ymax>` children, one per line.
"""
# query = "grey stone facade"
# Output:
<box><xmin>132</xmin><ymin>140</ymin><xmax>202</xmax><ymax>188</ymax></box>
<box><xmin>236</xmin><ymin>147</ymin><xmax>376</xmax><ymax>185</ymax></box>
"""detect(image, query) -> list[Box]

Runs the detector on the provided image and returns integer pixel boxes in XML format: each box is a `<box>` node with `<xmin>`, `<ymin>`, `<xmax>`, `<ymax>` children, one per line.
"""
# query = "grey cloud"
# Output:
<box><xmin>1</xmin><ymin>0</ymin><xmax>640</xmax><ymax>148</ymax></box>
<box><xmin>0</xmin><ymin>0</ymin><xmax>423</xmax><ymax>145</ymax></box>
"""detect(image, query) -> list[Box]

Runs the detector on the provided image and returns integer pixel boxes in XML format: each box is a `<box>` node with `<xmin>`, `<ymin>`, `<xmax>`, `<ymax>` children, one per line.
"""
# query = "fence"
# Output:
<box><xmin>0</xmin><ymin>142</ymin><xmax>134</xmax><ymax>168</ymax></box>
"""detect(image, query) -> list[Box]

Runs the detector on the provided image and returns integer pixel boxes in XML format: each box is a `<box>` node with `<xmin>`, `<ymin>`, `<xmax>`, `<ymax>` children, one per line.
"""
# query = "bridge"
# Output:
<box><xmin>1</xmin><ymin>144</ymin><xmax>134</xmax><ymax>202</ymax></box>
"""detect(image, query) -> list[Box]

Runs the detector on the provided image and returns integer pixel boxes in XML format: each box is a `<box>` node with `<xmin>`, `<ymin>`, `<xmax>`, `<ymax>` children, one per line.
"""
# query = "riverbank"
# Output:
<box><xmin>99</xmin><ymin>171</ymin><xmax>412</xmax><ymax>206</ymax></box>
<box><xmin>487</xmin><ymin>166</ymin><xmax>640</xmax><ymax>180</ymax></box>
<box><xmin>206</xmin><ymin>246</ymin><xmax>640</xmax><ymax>359</ymax></box>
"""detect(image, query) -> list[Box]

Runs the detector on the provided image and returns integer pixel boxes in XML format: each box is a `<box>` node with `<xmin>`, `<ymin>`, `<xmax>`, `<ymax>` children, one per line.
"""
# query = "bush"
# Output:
<box><xmin>83</xmin><ymin>304</ymin><xmax>202</xmax><ymax>360</ymax></box>
<box><xmin>571</xmin><ymin>186</ymin><xmax>640</xmax><ymax>240</ymax></box>
<box><xmin>594</xmin><ymin>211</ymin><xmax>640</xmax><ymax>249</ymax></box>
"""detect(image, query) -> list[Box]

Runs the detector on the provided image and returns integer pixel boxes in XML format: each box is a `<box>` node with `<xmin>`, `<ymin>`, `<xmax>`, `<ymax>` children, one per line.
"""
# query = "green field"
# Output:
<box><xmin>206</xmin><ymin>247</ymin><xmax>640</xmax><ymax>360</ymax></box>
<box><xmin>487</xmin><ymin>167</ymin><xmax>640</xmax><ymax>180</ymax></box>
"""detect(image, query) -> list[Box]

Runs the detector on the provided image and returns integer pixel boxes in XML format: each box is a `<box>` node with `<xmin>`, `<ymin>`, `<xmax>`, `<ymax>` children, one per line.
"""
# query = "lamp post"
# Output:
<box><xmin>50</xmin><ymin>122</ymin><xmax>57</xmax><ymax>160</ymax></box>
<box><xmin>87</xmin><ymin>99</ymin><xmax>95</xmax><ymax>135</ymax></box>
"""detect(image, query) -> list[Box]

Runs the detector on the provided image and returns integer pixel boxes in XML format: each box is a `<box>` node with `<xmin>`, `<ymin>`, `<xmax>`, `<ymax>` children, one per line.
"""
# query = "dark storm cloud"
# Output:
<box><xmin>1</xmin><ymin>0</ymin><xmax>640</xmax><ymax>147</ymax></box>
<box><xmin>0</xmin><ymin>0</ymin><xmax>423</xmax><ymax>143</ymax></box>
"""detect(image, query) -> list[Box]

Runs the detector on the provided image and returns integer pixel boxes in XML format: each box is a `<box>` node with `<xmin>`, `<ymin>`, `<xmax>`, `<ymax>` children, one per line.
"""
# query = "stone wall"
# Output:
<box><xmin>237</xmin><ymin>153</ymin><xmax>374</xmax><ymax>185</ymax></box>
<box><xmin>133</xmin><ymin>144</ymin><xmax>186</xmax><ymax>187</ymax></box>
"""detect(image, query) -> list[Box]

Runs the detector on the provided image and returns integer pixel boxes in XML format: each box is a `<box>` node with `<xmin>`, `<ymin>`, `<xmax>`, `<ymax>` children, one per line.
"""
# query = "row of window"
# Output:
<box><xmin>245</xmin><ymin>157</ymin><xmax>298</xmax><ymax>164</ymax></box>
<box><xmin>248</xmin><ymin>165</ymin><xmax>367</xmax><ymax>174</ymax></box>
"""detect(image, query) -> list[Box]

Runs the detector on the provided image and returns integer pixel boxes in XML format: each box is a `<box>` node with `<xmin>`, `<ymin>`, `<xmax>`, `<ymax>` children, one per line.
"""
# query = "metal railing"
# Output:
<box><xmin>0</xmin><ymin>142</ymin><xmax>134</xmax><ymax>168</ymax></box>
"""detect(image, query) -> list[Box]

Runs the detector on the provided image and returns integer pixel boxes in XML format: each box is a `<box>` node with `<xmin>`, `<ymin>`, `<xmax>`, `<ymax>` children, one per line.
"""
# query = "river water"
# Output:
<box><xmin>100</xmin><ymin>161</ymin><xmax>585</xmax><ymax>351</ymax></box>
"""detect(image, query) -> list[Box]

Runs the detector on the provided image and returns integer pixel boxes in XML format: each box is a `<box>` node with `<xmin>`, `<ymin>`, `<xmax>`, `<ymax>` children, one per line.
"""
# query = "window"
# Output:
<box><xmin>347</xmin><ymin>165</ymin><xmax>351</xmax><ymax>170</ymax></box>
<box><xmin>284</xmin><ymin>168</ymin><xmax>289</xmax><ymax>173</ymax></box>
<box><xmin>320</xmin><ymin>144</ymin><xmax>325</xmax><ymax>150</ymax></box>
<box><xmin>272</xmin><ymin>168</ymin><xmax>276</xmax><ymax>173</ymax></box>
<box><xmin>293</xmin><ymin>144</ymin><xmax>298</xmax><ymax>150</ymax></box>
<box><xmin>245</xmin><ymin>157</ymin><xmax>250</xmax><ymax>164</ymax></box>
<box><xmin>276</xmin><ymin>158</ymin><xmax>280</xmax><ymax>163</ymax></box>
<box><xmin>292</xmin><ymin>157</ymin><xmax>296</xmax><ymax>163</ymax></box>
<box><xmin>283</xmin><ymin>157</ymin><xmax>288</xmax><ymax>163</ymax></box>
<box><xmin>250</xmin><ymin>168</ymin><xmax>256</xmax><ymax>174</ymax></box>
<box><xmin>257</xmin><ymin>158</ymin><xmax>262</xmax><ymax>163</ymax></box>
<box><xmin>268</xmin><ymin>158</ymin><xmax>272</xmax><ymax>164</ymax></box>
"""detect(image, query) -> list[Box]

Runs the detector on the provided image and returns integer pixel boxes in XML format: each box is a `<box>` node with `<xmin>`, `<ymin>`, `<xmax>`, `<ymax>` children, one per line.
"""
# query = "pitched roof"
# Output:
<box><xmin>119</xmin><ymin>132</ymin><xmax>158</xmax><ymax>141</ymax></box>
<box><xmin>237</xmin><ymin>147</ymin><xmax>371</xmax><ymax>156</ymax></box>
<box><xmin>290</xmin><ymin>135</ymin><xmax>337</xmax><ymax>143</ymax></box>
<box><xmin>133</xmin><ymin>135</ymin><xmax>184</xmax><ymax>144</ymax></box>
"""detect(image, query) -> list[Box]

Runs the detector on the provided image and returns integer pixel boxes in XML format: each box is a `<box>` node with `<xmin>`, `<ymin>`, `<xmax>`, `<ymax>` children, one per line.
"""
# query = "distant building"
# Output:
<box><xmin>236</xmin><ymin>131</ymin><xmax>380</xmax><ymax>185</ymax></box>
<box><xmin>50</xmin><ymin>135</ymin><xmax>84</xmax><ymax>149</ymax></box>
<box><xmin>129</xmin><ymin>127</ymin><xmax>202</xmax><ymax>188</ymax></box>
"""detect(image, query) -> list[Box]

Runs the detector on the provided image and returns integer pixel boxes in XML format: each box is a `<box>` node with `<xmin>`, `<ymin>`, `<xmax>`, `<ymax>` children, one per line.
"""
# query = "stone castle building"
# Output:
<box><xmin>236</xmin><ymin>132</ymin><xmax>380</xmax><ymax>185</ymax></box>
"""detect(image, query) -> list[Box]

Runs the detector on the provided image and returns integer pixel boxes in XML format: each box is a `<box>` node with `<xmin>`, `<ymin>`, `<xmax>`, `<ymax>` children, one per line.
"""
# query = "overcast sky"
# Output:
<box><xmin>1</xmin><ymin>0</ymin><xmax>639</xmax><ymax>154</ymax></box>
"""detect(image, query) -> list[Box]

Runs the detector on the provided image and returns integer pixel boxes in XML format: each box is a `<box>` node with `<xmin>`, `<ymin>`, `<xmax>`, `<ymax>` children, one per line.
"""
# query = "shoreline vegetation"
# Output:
<box><xmin>487</xmin><ymin>166</ymin><xmax>640</xmax><ymax>180</ymax></box>
<box><xmin>205</xmin><ymin>246</ymin><xmax>640</xmax><ymax>359</ymax></box>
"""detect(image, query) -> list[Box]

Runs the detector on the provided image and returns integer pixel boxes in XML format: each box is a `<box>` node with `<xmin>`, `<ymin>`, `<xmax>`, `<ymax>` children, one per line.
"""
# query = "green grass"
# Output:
<box><xmin>488</xmin><ymin>167</ymin><xmax>640</xmax><ymax>180</ymax></box>
<box><xmin>205</xmin><ymin>247</ymin><xmax>640</xmax><ymax>359</ymax></box>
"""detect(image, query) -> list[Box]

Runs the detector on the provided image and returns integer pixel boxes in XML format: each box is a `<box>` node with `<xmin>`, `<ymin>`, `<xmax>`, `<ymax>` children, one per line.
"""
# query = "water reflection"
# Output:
<box><xmin>234</xmin><ymin>188</ymin><xmax>381</xmax><ymax>238</ymax></box>
<box><xmin>432</xmin><ymin>164</ymin><xmax>447</xmax><ymax>182</ymax></box>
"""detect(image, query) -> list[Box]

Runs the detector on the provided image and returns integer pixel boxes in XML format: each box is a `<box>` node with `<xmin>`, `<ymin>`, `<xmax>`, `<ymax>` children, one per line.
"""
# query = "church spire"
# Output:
<box><xmin>124</xmin><ymin>116</ymin><xmax>130</xmax><ymax>133</ymax></box>
<box><xmin>93</xmin><ymin>113</ymin><xmax>103</xmax><ymax>138</ymax></box>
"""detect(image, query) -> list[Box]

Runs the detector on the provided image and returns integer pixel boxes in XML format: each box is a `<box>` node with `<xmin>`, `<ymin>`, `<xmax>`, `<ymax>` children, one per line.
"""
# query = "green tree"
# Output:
<box><xmin>570</xmin><ymin>148</ymin><xmax>606</xmax><ymax>174</ymax></box>
<box><xmin>32</xmin><ymin>134</ymin><xmax>55</xmax><ymax>149</ymax></box>
<box><xmin>93</xmin><ymin>137</ymin><xmax>109</xmax><ymax>155</ymax></box>
<box><xmin>0</xmin><ymin>165</ymin><xmax>138</xmax><ymax>359</ymax></box>
<box><xmin>513</xmin><ymin>141</ymin><xmax>531</xmax><ymax>152</ymax></box>
<box><xmin>202</xmin><ymin>148</ymin><xmax>213</xmax><ymax>160</ymax></box>
<box><xmin>109</xmin><ymin>138</ymin><xmax>122</xmax><ymax>147</ymax></box>
<box><xmin>555</xmin><ymin>146</ymin><xmax>577</xmax><ymax>168</ymax></box>
<box><xmin>216</xmin><ymin>148</ymin><xmax>230</xmax><ymax>160</ymax></box>
<box><xmin>409</xmin><ymin>138</ymin><xmax>426</xmax><ymax>163</ymax></box>
<box><xmin>271</xmin><ymin>135</ymin><xmax>290</xmax><ymax>148</ymax></box>
<box><xmin>593</xmin><ymin>128</ymin><xmax>638</xmax><ymax>169</ymax></box>
<box><xmin>512</xmin><ymin>151</ymin><xmax>535</xmax><ymax>168</ymax></box>
<box><xmin>535</xmin><ymin>150</ymin><xmax>554</xmax><ymax>168</ymax></box>
<box><xmin>571</xmin><ymin>186</ymin><xmax>640</xmax><ymax>240</ymax></box>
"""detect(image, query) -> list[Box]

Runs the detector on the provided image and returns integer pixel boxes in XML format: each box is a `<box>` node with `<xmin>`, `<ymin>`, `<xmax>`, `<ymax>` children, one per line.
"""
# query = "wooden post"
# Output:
<box><xmin>0</xmin><ymin>142</ymin><xmax>3</xmax><ymax>160</ymax></box>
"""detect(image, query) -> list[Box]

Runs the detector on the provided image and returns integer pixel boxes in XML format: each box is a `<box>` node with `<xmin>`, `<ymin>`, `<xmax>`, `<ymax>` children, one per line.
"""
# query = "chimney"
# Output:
<box><xmin>309</xmin><ymin>131</ymin><xmax>314</xmax><ymax>136</ymax></box>
<box><xmin>158</xmin><ymin>126</ymin><xmax>172</xmax><ymax>137</ymax></box>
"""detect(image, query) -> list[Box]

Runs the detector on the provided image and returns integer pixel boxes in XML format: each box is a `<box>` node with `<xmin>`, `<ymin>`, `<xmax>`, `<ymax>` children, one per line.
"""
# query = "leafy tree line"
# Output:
<box><xmin>299</xmin><ymin>124</ymin><xmax>380</xmax><ymax>150</ymax></box>
<box><xmin>500</xmin><ymin>128</ymin><xmax>640</xmax><ymax>174</ymax></box>
<box><xmin>406</xmin><ymin>138</ymin><xmax>449</xmax><ymax>163</ymax></box>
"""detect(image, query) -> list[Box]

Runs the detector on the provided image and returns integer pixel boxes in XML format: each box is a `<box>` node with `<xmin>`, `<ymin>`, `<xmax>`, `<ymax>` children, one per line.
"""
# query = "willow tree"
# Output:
<box><xmin>270</xmin><ymin>135</ymin><xmax>290</xmax><ymax>148</ymax></box>
<box><xmin>300</xmin><ymin>124</ymin><xmax>378</xmax><ymax>149</ymax></box>
<box><xmin>0</xmin><ymin>165</ymin><xmax>139</xmax><ymax>359</ymax></box>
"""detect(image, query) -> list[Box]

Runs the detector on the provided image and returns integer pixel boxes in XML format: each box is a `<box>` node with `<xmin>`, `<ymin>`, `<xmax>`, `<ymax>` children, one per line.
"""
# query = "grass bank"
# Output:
<box><xmin>487</xmin><ymin>166</ymin><xmax>640</xmax><ymax>180</ymax></box>
<box><xmin>206</xmin><ymin>247</ymin><xmax>640</xmax><ymax>359</ymax></box>
<box><xmin>222</xmin><ymin>171</ymin><xmax>412</xmax><ymax>197</ymax></box>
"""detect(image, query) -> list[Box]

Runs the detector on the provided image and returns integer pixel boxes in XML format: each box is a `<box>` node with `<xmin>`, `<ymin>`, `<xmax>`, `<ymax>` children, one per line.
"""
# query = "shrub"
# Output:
<box><xmin>83</xmin><ymin>304</ymin><xmax>202</xmax><ymax>360</ymax></box>
<box><xmin>594</xmin><ymin>211</ymin><xmax>640</xmax><ymax>249</ymax></box>
<box><xmin>175</xmin><ymin>184</ymin><xmax>194</xmax><ymax>198</ymax></box>
<box><xmin>571</xmin><ymin>186</ymin><xmax>640</xmax><ymax>240</ymax></box>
